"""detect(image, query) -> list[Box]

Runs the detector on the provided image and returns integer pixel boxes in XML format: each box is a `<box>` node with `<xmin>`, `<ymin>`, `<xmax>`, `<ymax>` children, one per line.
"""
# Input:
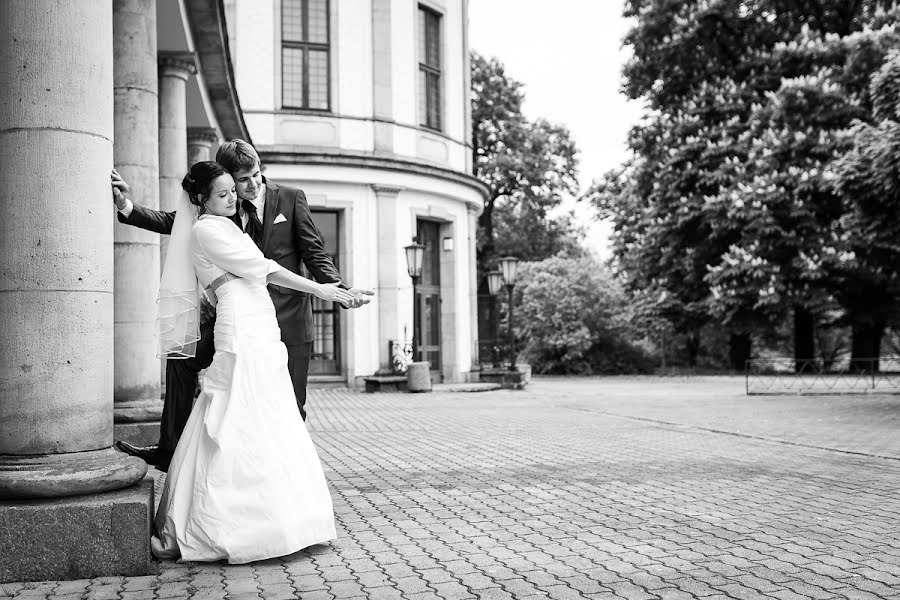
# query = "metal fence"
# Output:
<box><xmin>746</xmin><ymin>357</ymin><xmax>900</xmax><ymax>395</ymax></box>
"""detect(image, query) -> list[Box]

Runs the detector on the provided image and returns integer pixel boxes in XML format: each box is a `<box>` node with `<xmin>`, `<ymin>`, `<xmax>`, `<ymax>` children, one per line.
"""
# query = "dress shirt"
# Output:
<box><xmin>240</xmin><ymin>184</ymin><xmax>267</xmax><ymax>232</ymax></box>
<box><xmin>117</xmin><ymin>198</ymin><xmax>134</xmax><ymax>218</ymax></box>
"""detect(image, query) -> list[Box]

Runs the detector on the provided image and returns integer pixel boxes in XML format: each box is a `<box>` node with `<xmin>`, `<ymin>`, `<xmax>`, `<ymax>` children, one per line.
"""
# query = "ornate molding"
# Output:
<box><xmin>371</xmin><ymin>184</ymin><xmax>406</xmax><ymax>197</ymax></box>
<box><xmin>157</xmin><ymin>51</ymin><xmax>197</xmax><ymax>79</ymax></box>
<box><xmin>260</xmin><ymin>150</ymin><xmax>489</xmax><ymax>212</ymax></box>
<box><xmin>187</xmin><ymin>126</ymin><xmax>220</xmax><ymax>145</ymax></box>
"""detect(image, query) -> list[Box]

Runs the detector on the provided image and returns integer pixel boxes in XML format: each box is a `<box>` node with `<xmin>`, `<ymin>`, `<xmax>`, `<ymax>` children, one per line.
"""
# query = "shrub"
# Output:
<box><xmin>512</xmin><ymin>254</ymin><xmax>654</xmax><ymax>374</ymax></box>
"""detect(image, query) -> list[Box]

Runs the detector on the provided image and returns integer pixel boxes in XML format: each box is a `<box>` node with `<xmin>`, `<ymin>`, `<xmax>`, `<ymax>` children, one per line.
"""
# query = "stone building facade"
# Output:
<box><xmin>225</xmin><ymin>0</ymin><xmax>486</xmax><ymax>385</ymax></box>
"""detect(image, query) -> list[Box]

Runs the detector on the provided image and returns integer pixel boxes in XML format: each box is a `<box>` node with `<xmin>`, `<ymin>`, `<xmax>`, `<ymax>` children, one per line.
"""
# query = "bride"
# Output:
<box><xmin>152</xmin><ymin>161</ymin><xmax>357</xmax><ymax>563</ymax></box>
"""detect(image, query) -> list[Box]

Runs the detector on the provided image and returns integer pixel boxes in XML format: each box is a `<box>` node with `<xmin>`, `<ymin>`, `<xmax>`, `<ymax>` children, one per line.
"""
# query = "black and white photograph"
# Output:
<box><xmin>1</xmin><ymin>1</ymin><xmax>899</xmax><ymax>599</ymax></box>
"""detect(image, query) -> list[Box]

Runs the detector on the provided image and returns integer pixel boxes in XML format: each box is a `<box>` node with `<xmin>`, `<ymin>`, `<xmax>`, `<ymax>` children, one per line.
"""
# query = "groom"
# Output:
<box><xmin>113</xmin><ymin>139</ymin><xmax>371</xmax><ymax>470</ymax></box>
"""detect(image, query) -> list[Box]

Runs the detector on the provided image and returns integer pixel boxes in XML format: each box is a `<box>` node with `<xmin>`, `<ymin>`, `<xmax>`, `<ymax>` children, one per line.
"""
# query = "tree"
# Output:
<box><xmin>592</xmin><ymin>159</ymin><xmax>713</xmax><ymax>366</ymax></box>
<box><xmin>828</xmin><ymin>50</ymin><xmax>900</xmax><ymax>368</ymax></box>
<box><xmin>701</xmin><ymin>13</ymin><xmax>900</xmax><ymax>369</ymax></box>
<box><xmin>591</xmin><ymin>0</ymin><xmax>811</xmax><ymax>367</ymax></box>
<box><xmin>471</xmin><ymin>52</ymin><xmax>581</xmax><ymax>273</ymax></box>
<box><xmin>593</xmin><ymin>0</ymin><xmax>900</xmax><ymax>369</ymax></box>
<box><xmin>492</xmin><ymin>197</ymin><xmax>584</xmax><ymax>261</ymax></box>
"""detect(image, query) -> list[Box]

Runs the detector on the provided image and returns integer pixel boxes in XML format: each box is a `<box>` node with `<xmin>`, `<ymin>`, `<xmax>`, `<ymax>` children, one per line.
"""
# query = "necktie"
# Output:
<box><xmin>242</xmin><ymin>199</ymin><xmax>263</xmax><ymax>246</ymax></box>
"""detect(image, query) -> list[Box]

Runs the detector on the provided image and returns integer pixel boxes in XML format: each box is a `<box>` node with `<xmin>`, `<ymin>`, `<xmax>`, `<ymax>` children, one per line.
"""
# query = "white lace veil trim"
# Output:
<box><xmin>157</xmin><ymin>191</ymin><xmax>200</xmax><ymax>359</ymax></box>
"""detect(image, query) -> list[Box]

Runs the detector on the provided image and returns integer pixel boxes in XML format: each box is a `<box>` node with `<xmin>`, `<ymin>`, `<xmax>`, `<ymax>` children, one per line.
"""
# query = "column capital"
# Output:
<box><xmin>371</xmin><ymin>184</ymin><xmax>406</xmax><ymax>197</ymax></box>
<box><xmin>158</xmin><ymin>51</ymin><xmax>196</xmax><ymax>80</ymax></box>
<box><xmin>187</xmin><ymin>127</ymin><xmax>220</xmax><ymax>145</ymax></box>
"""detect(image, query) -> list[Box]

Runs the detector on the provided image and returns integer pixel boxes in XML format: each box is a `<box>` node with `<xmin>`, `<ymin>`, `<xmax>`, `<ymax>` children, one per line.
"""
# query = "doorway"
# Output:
<box><xmin>414</xmin><ymin>219</ymin><xmax>442</xmax><ymax>381</ymax></box>
<box><xmin>307</xmin><ymin>210</ymin><xmax>341</xmax><ymax>376</ymax></box>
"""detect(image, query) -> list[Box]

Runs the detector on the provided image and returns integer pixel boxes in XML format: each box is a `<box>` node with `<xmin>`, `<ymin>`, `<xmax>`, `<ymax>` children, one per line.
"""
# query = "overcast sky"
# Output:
<box><xmin>468</xmin><ymin>0</ymin><xmax>644</xmax><ymax>257</ymax></box>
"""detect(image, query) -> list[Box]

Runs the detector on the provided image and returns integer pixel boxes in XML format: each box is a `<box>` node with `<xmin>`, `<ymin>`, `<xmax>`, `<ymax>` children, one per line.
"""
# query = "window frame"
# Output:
<box><xmin>281</xmin><ymin>0</ymin><xmax>332</xmax><ymax>111</ymax></box>
<box><xmin>417</xmin><ymin>4</ymin><xmax>443</xmax><ymax>131</ymax></box>
<box><xmin>304</xmin><ymin>209</ymin><xmax>342</xmax><ymax>375</ymax></box>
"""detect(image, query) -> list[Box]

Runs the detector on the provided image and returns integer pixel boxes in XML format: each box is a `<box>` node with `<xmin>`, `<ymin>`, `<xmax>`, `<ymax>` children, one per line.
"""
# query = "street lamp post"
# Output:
<box><xmin>486</xmin><ymin>270</ymin><xmax>503</xmax><ymax>368</ymax></box>
<box><xmin>404</xmin><ymin>239</ymin><xmax>426</xmax><ymax>361</ymax></box>
<box><xmin>499</xmin><ymin>256</ymin><xmax>519</xmax><ymax>372</ymax></box>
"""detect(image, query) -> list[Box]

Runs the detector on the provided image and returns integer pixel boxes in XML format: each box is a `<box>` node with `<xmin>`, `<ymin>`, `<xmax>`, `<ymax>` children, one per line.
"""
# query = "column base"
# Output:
<box><xmin>0</xmin><ymin>447</ymin><xmax>148</xmax><ymax>500</ymax></box>
<box><xmin>114</xmin><ymin>398</ymin><xmax>163</xmax><ymax>447</ymax></box>
<box><xmin>114</xmin><ymin>399</ymin><xmax>163</xmax><ymax>422</ymax></box>
<box><xmin>0</xmin><ymin>475</ymin><xmax>155</xmax><ymax>583</ymax></box>
<box><xmin>114</xmin><ymin>421</ymin><xmax>160</xmax><ymax>447</ymax></box>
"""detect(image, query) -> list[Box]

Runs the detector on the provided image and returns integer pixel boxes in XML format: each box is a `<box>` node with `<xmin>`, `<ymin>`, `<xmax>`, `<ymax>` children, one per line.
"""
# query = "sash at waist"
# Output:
<box><xmin>205</xmin><ymin>272</ymin><xmax>238</xmax><ymax>306</ymax></box>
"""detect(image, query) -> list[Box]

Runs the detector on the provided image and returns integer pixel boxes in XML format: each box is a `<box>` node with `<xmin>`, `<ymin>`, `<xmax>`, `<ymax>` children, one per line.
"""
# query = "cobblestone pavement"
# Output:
<box><xmin>3</xmin><ymin>376</ymin><xmax>899</xmax><ymax>600</ymax></box>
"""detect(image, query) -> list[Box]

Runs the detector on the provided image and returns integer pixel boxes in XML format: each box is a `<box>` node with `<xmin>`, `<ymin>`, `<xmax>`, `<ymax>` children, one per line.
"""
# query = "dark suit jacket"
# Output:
<box><xmin>119</xmin><ymin>179</ymin><xmax>343</xmax><ymax>346</ymax></box>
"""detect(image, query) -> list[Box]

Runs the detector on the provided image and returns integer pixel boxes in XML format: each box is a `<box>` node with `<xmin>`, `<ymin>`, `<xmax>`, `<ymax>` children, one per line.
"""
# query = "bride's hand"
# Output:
<box><xmin>347</xmin><ymin>287</ymin><xmax>375</xmax><ymax>307</ymax></box>
<box><xmin>316</xmin><ymin>282</ymin><xmax>356</xmax><ymax>306</ymax></box>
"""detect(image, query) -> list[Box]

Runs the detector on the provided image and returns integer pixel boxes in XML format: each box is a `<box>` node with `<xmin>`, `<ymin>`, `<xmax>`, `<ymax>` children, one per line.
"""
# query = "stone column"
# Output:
<box><xmin>467</xmin><ymin>205</ymin><xmax>481</xmax><ymax>371</ymax></box>
<box><xmin>153</xmin><ymin>53</ymin><xmax>196</xmax><ymax>422</ymax></box>
<box><xmin>372</xmin><ymin>0</ymin><xmax>394</xmax><ymax>153</ymax></box>
<box><xmin>462</xmin><ymin>0</ymin><xmax>473</xmax><ymax>174</ymax></box>
<box><xmin>0</xmin><ymin>0</ymin><xmax>152</xmax><ymax>582</ymax></box>
<box><xmin>187</xmin><ymin>127</ymin><xmax>220</xmax><ymax>167</ymax></box>
<box><xmin>112</xmin><ymin>0</ymin><xmax>163</xmax><ymax>442</ymax></box>
<box><xmin>374</xmin><ymin>185</ymin><xmax>404</xmax><ymax>374</ymax></box>
<box><xmin>158</xmin><ymin>53</ymin><xmax>196</xmax><ymax>265</ymax></box>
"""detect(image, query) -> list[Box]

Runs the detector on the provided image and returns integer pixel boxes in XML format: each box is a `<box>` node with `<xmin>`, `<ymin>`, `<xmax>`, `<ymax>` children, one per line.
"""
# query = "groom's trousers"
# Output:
<box><xmin>157</xmin><ymin>320</ymin><xmax>314</xmax><ymax>457</ymax></box>
<box><xmin>286</xmin><ymin>341</ymin><xmax>313</xmax><ymax>421</ymax></box>
<box><xmin>158</xmin><ymin>318</ymin><xmax>216</xmax><ymax>457</ymax></box>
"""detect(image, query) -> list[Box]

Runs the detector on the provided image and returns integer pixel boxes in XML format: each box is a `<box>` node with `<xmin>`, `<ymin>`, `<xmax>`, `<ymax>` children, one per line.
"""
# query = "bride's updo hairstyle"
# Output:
<box><xmin>181</xmin><ymin>161</ymin><xmax>228</xmax><ymax>211</ymax></box>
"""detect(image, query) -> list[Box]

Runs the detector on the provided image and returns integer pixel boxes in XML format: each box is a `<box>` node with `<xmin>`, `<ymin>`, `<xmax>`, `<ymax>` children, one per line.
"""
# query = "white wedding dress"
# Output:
<box><xmin>153</xmin><ymin>215</ymin><xmax>337</xmax><ymax>564</ymax></box>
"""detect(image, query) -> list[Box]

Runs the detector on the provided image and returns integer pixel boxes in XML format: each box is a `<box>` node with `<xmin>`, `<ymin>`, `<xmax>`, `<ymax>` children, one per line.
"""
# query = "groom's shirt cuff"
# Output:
<box><xmin>117</xmin><ymin>198</ymin><xmax>134</xmax><ymax>218</ymax></box>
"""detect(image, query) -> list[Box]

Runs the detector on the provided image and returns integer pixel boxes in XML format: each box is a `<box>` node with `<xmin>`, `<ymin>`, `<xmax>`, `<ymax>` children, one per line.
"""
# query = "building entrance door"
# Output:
<box><xmin>307</xmin><ymin>210</ymin><xmax>341</xmax><ymax>375</ymax></box>
<box><xmin>415</xmin><ymin>220</ymin><xmax>442</xmax><ymax>381</ymax></box>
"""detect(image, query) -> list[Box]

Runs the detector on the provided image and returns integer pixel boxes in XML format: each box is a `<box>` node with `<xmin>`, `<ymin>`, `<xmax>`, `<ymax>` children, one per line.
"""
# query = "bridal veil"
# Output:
<box><xmin>157</xmin><ymin>191</ymin><xmax>200</xmax><ymax>358</ymax></box>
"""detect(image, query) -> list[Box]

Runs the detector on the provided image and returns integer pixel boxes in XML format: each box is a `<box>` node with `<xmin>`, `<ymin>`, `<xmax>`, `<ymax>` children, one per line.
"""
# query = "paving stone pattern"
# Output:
<box><xmin>2</xmin><ymin>376</ymin><xmax>899</xmax><ymax>599</ymax></box>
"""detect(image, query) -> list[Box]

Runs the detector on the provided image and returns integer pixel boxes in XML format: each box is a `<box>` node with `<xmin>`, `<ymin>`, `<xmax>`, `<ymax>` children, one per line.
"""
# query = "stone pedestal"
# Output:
<box><xmin>0</xmin><ymin>476</ymin><xmax>155</xmax><ymax>583</ymax></box>
<box><xmin>0</xmin><ymin>0</ymin><xmax>152</xmax><ymax>583</ymax></box>
<box><xmin>114</xmin><ymin>421</ymin><xmax>164</xmax><ymax>448</ymax></box>
<box><xmin>113</xmin><ymin>0</ymin><xmax>163</xmax><ymax>440</ymax></box>
<box><xmin>478</xmin><ymin>367</ymin><xmax>528</xmax><ymax>390</ymax></box>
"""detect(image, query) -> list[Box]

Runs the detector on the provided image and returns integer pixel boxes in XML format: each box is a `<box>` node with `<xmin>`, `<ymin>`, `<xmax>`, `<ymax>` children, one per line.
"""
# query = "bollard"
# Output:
<box><xmin>407</xmin><ymin>361</ymin><xmax>432</xmax><ymax>392</ymax></box>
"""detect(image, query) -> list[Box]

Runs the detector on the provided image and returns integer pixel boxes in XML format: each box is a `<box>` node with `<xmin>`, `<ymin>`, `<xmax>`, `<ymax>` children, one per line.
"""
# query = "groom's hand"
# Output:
<box><xmin>111</xmin><ymin>169</ymin><xmax>130</xmax><ymax>211</ymax></box>
<box><xmin>347</xmin><ymin>287</ymin><xmax>374</xmax><ymax>309</ymax></box>
<box><xmin>111</xmin><ymin>169</ymin><xmax>130</xmax><ymax>193</ymax></box>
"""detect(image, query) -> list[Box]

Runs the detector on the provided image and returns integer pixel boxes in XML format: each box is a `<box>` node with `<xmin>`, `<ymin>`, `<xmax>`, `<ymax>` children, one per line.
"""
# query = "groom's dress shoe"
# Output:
<box><xmin>115</xmin><ymin>441</ymin><xmax>171</xmax><ymax>472</ymax></box>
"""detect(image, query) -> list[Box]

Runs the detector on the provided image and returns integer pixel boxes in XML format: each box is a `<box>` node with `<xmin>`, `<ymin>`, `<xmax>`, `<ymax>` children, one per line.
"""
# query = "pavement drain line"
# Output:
<box><xmin>560</xmin><ymin>405</ymin><xmax>900</xmax><ymax>463</ymax></box>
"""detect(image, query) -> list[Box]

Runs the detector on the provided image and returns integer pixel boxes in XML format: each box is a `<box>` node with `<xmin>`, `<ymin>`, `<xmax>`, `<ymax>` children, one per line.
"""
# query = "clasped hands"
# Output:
<box><xmin>320</xmin><ymin>283</ymin><xmax>374</xmax><ymax>309</ymax></box>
